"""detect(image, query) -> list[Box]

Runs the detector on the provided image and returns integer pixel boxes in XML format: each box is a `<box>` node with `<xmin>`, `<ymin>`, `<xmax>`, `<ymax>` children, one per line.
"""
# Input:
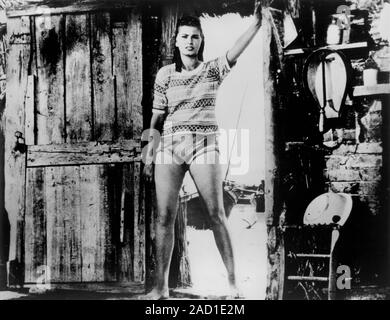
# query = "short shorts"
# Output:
<box><xmin>155</xmin><ymin>133</ymin><xmax>220</xmax><ymax>166</ymax></box>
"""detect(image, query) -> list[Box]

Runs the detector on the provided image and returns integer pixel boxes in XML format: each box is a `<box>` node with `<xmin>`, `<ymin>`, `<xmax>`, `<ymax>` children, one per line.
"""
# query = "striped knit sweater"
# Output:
<box><xmin>152</xmin><ymin>55</ymin><xmax>232</xmax><ymax>137</ymax></box>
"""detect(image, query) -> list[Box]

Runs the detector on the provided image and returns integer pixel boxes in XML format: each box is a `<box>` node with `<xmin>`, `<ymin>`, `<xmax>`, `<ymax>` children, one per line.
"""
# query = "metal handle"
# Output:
<box><xmin>13</xmin><ymin>131</ymin><xmax>26</xmax><ymax>154</ymax></box>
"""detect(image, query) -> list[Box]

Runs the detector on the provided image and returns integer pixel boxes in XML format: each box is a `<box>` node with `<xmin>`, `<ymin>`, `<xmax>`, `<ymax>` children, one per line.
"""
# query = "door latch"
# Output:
<box><xmin>13</xmin><ymin>131</ymin><xmax>26</xmax><ymax>154</ymax></box>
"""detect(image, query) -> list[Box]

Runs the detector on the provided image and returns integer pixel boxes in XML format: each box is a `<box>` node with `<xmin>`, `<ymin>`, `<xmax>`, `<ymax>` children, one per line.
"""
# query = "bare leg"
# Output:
<box><xmin>188</xmin><ymin>159</ymin><xmax>240</xmax><ymax>297</ymax></box>
<box><xmin>143</xmin><ymin>162</ymin><xmax>187</xmax><ymax>300</ymax></box>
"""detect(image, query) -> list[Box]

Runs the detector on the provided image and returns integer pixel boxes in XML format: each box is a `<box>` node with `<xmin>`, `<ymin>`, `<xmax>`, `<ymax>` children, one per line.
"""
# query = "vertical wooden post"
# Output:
<box><xmin>384</xmin><ymin>94</ymin><xmax>390</xmax><ymax>286</ymax></box>
<box><xmin>4</xmin><ymin>16</ymin><xmax>32</xmax><ymax>287</ymax></box>
<box><xmin>263</xmin><ymin>7</ymin><xmax>285</xmax><ymax>300</ymax></box>
<box><xmin>160</xmin><ymin>4</ymin><xmax>179</xmax><ymax>67</ymax></box>
<box><xmin>0</xmin><ymin>34</ymin><xmax>7</xmax><ymax>288</ymax></box>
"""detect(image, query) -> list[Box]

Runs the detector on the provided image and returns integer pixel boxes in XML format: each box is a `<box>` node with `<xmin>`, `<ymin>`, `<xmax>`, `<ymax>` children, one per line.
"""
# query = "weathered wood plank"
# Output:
<box><xmin>160</xmin><ymin>5</ymin><xmax>179</xmax><ymax>67</ymax></box>
<box><xmin>35</xmin><ymin>14</ymin><xmax>65</xmax><ymax>144</ymax></box>
<box><xmin>24</xmin><ymin>168</ymin><xmax>46</xmax><ymax>283</ymax></box>
<box><xmin>100</xmin><ymin>163</ymin><xmax>121</xmax><ymax>281</ymax></box>
<box><xmin>112</xmin><ymin>10</ymin><xmax>143</xmax><ymax>140</ymax></box>
<box><xmin>145</xmin><ymin>179</ymin><xmax>158</xmax><ymax>290</ymax></box>
<box><xmin>27</xmin><ymin>140</ymin><xmax>141</xmax><ymax>167</ymax></box>
<box><xmin>28</xmin><ymin>152</ymin><xmax>139</xmax><ymax>167</ymax></box>
<box><xmin>112</xmin><ymin>21</ymin><xmax>131</xmax><ymax>140</ymax></box>
<box><xmin>118</xmin><ymin>163</ymin><xmax>134</xmax><ymax>282</ymax></box>
<box><xmin>25</xmin><ymin>75</ymin><xmax>35</xmax><ymax>145</ymax></box>
<box><xmin>80</xmin><ymin>165</ymin><xmax>117</xmax><ymax>282</ymax></box>
<box><xmin>133</xmin><ymin>161</ymin><xmax>145</xmax><ymax>282</ymax></box>
<box><xmin>80</xmin><ymin>165</ymin><xmax>103</xmax><ymax>282</ymax></box>
<box><xmin>91</xmin><ymin>12</ymin><xmax>115</xmax><ymax>141</ymax></box>
<box><xmin>127</xmin><ymin>10</ymin><xmax>143</xmax><ymax>139</ymax></box>
<box><xmin>263</xmin><ymin>8</ymin><xmax>279</xmax><ymax>228</ymax></box>
<box><xmin>5</xmin><ymin>16</ymin><xmax>31</xmax><ymax>282</ymax></box>
<box><xmin>6</xmin><ymin>1</ymin><xmax>138</xmax><ymax>18</ymax></box>
<box><xmin>65</xmin><ymin>14</ymin><xmax>92</xmax><ymax>143</ymax></box>
<box><xmin>45</xmin><ymin>166</ymin><xmax>82</xmax><ymax>282</ymax></box>
<box><xmin>263</xmin><ymin>7</ymin><xmax>284</xmax><ymax>300</ymax></box>
<box><xmin>29</xmin><ymin>140</ymin><xmax>140</xmax><ymax>152</ymax></box>
<box><xmin>103</xmin><ymin>164</ymin><xmax>118</xmax><ymax>282</ymax></box>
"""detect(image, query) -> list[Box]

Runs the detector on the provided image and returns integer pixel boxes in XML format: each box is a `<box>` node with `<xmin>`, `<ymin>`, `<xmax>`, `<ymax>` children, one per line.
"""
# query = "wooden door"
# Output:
<box><xmin>5</xmin><ymin>8</ymin><xmax>145</xmax><ymax>285</ymax></box>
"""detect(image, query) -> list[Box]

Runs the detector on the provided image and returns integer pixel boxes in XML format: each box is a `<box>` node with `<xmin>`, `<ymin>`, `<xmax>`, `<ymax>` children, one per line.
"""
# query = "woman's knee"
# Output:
<box><xmin>156</xmin><ymin>208</ymin><xmax>176</xmax><ymax>228</ymax></box>
<box><xmin>208</xmin><ymin>207</ymin><xmax>226</xmax><ymax>227</ymax></box>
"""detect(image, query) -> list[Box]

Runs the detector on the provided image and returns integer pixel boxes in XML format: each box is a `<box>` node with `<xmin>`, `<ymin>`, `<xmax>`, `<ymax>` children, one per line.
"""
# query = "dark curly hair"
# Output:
<box><xmin>173</xmin><ymin>16</ymin><xmax>205</xmax><ymax>72</ymax></box>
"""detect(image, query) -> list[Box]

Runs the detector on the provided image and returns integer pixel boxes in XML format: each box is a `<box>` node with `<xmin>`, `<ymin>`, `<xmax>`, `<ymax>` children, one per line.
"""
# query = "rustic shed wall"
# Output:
<box><xmin>279</xmin><ymin>0</ymin><xmax>390</xmax><ymax>298</ymax></box>
<box><xmin>3</xmin><ymin>4</ymin><xmax>146</xmax><ymax>286</ymax></box>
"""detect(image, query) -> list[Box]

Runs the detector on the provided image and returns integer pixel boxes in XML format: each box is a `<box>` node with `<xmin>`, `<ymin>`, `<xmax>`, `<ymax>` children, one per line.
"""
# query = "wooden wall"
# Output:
<box><xmin>4</xmin><ymin>6</ymin><xmax>145</xmax><ymax>285</ymax></box>
<box><xmin>263</xmin><ymin>6</ymin><xmax>285</xmax><ymax>300</ymax></box>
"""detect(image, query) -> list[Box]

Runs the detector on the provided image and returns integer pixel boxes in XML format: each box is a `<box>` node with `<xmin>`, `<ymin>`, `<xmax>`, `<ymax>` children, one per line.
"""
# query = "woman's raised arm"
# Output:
<box><xmin>226</xmin><ymin>1</ymin><xmax>262</xmax><ymax>66</ymax></box>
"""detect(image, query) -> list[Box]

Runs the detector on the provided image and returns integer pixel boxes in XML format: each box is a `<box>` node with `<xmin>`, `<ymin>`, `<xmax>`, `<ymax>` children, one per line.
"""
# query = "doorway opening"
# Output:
<box><xmin>180</xmin><ymin>13</ymin><xmax>267</xmax><ymax>299</ymax></box>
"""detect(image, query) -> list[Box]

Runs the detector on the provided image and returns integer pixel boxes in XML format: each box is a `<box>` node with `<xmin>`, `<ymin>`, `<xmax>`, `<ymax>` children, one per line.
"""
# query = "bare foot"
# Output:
<box><xmin>138</xmin><ymin>288</ymin><xmax>169</xmax><ymax>300</ymax></box>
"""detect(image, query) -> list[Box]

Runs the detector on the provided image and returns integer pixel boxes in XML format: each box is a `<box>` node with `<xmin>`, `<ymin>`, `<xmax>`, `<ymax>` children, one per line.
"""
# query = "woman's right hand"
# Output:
<box><xmin>254</xmin><ymin>0</ymin><xmax>262</xmax><ymax>26</ymax></box>
<box><xmin>143</xmin><ymin>163</ymin><xmax>154</xmax><ymax>184</ymax></box>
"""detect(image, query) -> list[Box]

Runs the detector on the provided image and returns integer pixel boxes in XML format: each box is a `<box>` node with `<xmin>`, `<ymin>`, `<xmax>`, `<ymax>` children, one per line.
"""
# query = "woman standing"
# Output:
<box><xmin>142</xmin><ymin>2</ymin><xmax>262</xmax><ymax>300</ymax></box>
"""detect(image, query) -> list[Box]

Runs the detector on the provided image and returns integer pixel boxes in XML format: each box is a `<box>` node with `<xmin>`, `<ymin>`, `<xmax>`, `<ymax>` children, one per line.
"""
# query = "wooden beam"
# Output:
<box><xmin>6</xmin><ymin>1</ymin><xmax>138</xmax><ymax>18</ymax></box>
<box><xmin>160</xmin><ymin>3</ymin><xmax>179</xmax><ymax>67</ymax></box>
<box><xmin>79</xmin><ymin>164</ymin><xmax>117</xmax><ymax>282</ymax></box>
<box><xmin>263</xmin><ymin>7</ymin><xmax>285</xmax><ymax>300</ymax></box>
<box><xmin>90</xmin><ymin>12</ymin><xmax>115</xmax><ymax>141</ymax></box>
<box><xmin>133</xmin><ymin>161</ymin><xmax>145</xmax><ymax>282</ymax></box>
<box><xmin>117</xmin><ymin>163</ymin><xmax>134</xmax><ymax>282</ymax></box>
<box><xmin>25</xmin><ymin>75</ymin><xmax>35</xmax><ymax>146</ymax></box>
<box><xmin>128</xmin><ymin>9</ymin><xmax>143</xmax><ymax>140</ymax></box>
<box><xmin>65</xmin><ymin>14</ymin><xmax>92</xmax><ymax>143</ymax></box>
<box><xmin>27</xmin><ymin>140</ymin><xmax>141</xmax><ymax>167</ymax></box>
<box><xmin>45</xmin><ymin>166</ymin><xmax>82</xmax><ymax>282</ymax></box>
<box><xmin>24</xmin><ymin>168</ymin><xmax>46</xmax><ymax>283</ymax></box>
<box><xmin>34</xmin><ymin>14</ymin><xmax>66</xmax><ymax>145</ymax></box>
<box><xmin>112</xmin><ymin>9</ymin><xmax>143</xmax><ymax>140</ymax></box>
<box><xmin>5</xmin><ymin>16</ymin><xmax>31</xmax><ymax>286</ymax></box>
<box><xmin>263</xmin><ymin>7</ymin><xmax>278</xmax><ymax>230</ymax></box>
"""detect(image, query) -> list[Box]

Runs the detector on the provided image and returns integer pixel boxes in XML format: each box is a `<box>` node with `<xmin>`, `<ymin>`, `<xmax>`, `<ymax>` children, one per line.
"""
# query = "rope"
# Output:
<box><xmin>224</xmin><ymin>79</ymin><xmax>250</xmax><ymax>181</ymax></box>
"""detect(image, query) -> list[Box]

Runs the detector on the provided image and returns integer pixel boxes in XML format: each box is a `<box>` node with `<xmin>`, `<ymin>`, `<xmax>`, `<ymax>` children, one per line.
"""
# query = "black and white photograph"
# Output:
<box><xmin>0</xmin><ymin>0</ymin><xmax>389</xmax><ymax>303</ymax></box>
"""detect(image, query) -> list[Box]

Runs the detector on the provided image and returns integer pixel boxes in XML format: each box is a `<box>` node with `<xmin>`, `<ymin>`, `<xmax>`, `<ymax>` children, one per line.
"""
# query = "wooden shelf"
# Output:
<box><xmin>353</xmin><ymin>84</ymin><xmax>390</xmax><ymax>97</ymax></box>
<box><xmin>284</xmin><ymin>42</ymin><xmax>368</xmax><ymax>56</ymax></box>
